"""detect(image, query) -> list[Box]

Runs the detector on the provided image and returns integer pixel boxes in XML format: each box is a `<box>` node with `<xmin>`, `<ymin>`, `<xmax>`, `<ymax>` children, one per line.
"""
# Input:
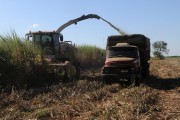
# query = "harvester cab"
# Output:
<box><xmin>26</xmin><ymin>31</ymin><xmax>63</xmax><ymax>56</ymax></box>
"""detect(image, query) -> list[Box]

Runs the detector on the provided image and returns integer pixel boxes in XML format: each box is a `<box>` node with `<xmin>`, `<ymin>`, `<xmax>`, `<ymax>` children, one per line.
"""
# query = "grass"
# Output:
<box><xmin>0</xmin><ymin>79</ymin><xmax>161</xmax><ymax>119</ymax></box>
<box><xmin>0</xmin><ymin>32</ymin><xmax>52</xmax><ymax>89</ymax></box>
<box><xmin>166</xmin><ymin>56</ymin><xmax>180</xmax><ymax>58</ymax></box>
<box><xmin>77</xmin><ymin>45</ymin><xmax>105</xmax><ymax>69</ymax></box>
<box><xmin>0</xmin><ymin>33</ymin><xmax>106</xmax><ymax>89</ymax></box>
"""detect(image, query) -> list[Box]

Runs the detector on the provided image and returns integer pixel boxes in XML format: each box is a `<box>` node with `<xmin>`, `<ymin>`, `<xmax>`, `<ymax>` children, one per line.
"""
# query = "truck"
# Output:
<box><xmin>101</xmin><ymin>34</ymin><xmax>150</xmax><ymax>85</ymax></box>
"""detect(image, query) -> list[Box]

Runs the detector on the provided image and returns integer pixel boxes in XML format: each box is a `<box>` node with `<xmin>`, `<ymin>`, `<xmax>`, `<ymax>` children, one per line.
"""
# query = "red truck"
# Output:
<box><xmin>101</xmin><ymin>34</ymin><xmax>150</xmax><ymax>85</ymax></box>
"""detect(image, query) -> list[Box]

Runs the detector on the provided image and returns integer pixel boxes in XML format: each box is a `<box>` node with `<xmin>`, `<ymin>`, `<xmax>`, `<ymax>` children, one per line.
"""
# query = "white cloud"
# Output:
<box><xmin>30</xmin><ymin>24</ymin><xmax>40</xmax><ymax>28</ymax></box>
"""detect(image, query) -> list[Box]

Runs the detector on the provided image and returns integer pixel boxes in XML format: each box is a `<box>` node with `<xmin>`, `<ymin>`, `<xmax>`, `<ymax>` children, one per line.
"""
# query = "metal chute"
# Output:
<box><xmin>56</xmin><ymin>14</ymin><xmax>126</xmax><ymax>35</ymax></box>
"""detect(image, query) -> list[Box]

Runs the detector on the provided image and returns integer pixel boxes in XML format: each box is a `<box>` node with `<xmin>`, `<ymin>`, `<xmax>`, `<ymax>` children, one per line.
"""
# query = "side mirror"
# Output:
<box><xmin>27</xmin><ymin>35</ymin><xmax>32</xmax><ymax>41</ymax></box>
<box><xmin>60</xmin><ymin>35</ymin><xmax>63</xmax><ymax>41</ymax></box>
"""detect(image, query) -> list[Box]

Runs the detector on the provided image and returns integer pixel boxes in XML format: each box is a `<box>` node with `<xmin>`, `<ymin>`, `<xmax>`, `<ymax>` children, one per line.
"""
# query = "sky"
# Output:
<box><xmin>0</xmin><ymin>0</ymin><xmax>180</xmax><ymax>56</ymax></box>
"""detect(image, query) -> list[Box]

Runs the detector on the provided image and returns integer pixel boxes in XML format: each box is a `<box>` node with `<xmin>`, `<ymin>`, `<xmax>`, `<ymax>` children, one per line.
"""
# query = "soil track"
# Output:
<box><xmin>148</xmin><ymin>58</ymin><xmax>180</xmax><ymax>119</ymax></box>
<box><xmin>81</xmin><ymin>58</ymin><xmax>180</xmax><ymax>119</ymax></box>
<box><xmin>0</xmin><ymin>58</ymin><xmax>179</xmax><ymax>119</ymax></box>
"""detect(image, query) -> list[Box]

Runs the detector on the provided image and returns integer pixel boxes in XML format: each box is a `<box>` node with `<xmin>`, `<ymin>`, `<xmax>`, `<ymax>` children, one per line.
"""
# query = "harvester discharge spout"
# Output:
<box><xmin>56</xmin><ymin>14</ymin><xmax>126</xmax><ymax>35</ymax></box>
<box><xmin>56</xmin><ymin>14</ymin><xmax>101</xmax><ymax>33</ymax></box>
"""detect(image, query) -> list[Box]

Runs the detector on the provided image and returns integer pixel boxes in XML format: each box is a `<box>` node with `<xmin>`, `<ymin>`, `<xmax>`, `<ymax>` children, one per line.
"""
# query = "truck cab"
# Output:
<box><xmin>102</xmin><ymin>43</ymin><xmax>141</xmax><ymax>85</ymax></box>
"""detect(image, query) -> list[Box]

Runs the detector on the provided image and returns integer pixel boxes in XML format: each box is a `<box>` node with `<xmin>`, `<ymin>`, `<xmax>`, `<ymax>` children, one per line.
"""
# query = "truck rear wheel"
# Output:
<box><xmin>130</xmin><ymin>74</ymin><xmax>141</xmax><ymax>86</ymax></box>
<box><xmin>129</xmin><ymin>78</ymin><xmax>140</xmax><ymax>86</ymax></box>
<box><xmin>135</xmin><ymin>77</ymin><xmax>140</xmax><ymax>86</ymax></box>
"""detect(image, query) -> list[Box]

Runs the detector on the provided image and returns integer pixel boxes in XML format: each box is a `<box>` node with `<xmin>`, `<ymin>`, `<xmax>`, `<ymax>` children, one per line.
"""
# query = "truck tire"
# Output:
<box><xmin>142</xmin><ymin>63</ymin><xmax>150</xmax><ymax>78</ymax></box>
<box><xmin>135</xmin><ymin>76</ymin><xmax>140</xmax><ymax>86</ymax></box>
<box><xmin>130</xmin><ymin>73</ymin><xmax>141</xmax><ymax>86</ymax></box>
<box><xmin>129</xmin><ymin>77</ymin><xmax>140</xmax><ymax>86</ymax></box>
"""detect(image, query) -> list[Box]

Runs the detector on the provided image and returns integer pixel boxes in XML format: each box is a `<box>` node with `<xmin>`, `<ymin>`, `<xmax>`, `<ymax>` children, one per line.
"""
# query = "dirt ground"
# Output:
<box><xmin>0</xmin><ymin>58</ymin><xmax>179</xmax><ymax>120</ymax></box>
<box><xmin>57</xmin><ymin>57</ymin><xmax>180</xmax><ymax>119</ymax></box>
<box><xmin>148</xmin><ymin>58</ymin><xmax>180</xmax><ymax>119</ymax></box>
<box><xmin>80</xmin><ymin>58</ymin><xmax>180</xmax><ymax>119</ymax></box>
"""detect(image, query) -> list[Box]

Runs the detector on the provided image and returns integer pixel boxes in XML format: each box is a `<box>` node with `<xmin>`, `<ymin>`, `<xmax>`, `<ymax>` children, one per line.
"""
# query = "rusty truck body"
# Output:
<box><xmin>101</xmin><ymin>34</ymin><xmax>150</xmax><ymax>85</ymax></box>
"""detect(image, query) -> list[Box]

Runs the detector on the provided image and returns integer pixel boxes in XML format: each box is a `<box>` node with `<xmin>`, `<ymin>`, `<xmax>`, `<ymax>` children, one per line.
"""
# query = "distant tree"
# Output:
<box><xmin>152</xmin><ymin>41</ymin><xmax>169</xmax><ymax>59</ymax></box>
